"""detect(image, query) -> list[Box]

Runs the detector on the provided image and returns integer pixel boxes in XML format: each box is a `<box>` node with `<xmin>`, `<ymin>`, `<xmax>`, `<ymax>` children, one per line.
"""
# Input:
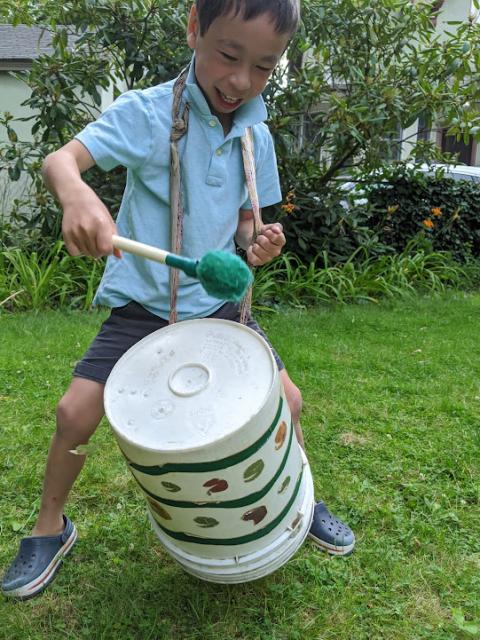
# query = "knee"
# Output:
<box><xmin>284</xmin><ymin>382</ymin><xmax>303</xmax><ymax>425</ymax></box>
<box><xmin>55</xmin><ymin>395</ymin><xmax>95</xmax><ymax>443</ymax></box>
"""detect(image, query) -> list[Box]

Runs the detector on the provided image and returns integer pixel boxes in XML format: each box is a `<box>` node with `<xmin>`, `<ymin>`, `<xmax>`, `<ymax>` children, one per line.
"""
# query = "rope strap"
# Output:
<box><xmin>239</xmin><ymin>127</ymin><xmax>261</xmax><ymax>324</ymax></box>
<box><xmin>169</xmin><ymin>67</ymin><xmax>190</xmax><ymax>325</ymax></box>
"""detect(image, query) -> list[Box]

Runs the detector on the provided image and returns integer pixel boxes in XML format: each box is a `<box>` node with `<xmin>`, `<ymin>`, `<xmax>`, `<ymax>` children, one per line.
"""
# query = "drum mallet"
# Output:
<box><xmin>112</xmin><ymin>235</ymin><xmax>252</xmax><ymax>302</ymax></box>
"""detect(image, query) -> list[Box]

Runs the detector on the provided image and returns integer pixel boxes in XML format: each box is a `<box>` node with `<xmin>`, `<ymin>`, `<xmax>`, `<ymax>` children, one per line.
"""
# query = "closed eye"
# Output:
<box><xmin>257</xmin><ymin>66</ymin><xmax>273</xmax><ymax>73</ymax></box>
<box><xmin>220</xmin><ymin>51</ymin><xmax>237</xmax><ymax>62</ymax></box>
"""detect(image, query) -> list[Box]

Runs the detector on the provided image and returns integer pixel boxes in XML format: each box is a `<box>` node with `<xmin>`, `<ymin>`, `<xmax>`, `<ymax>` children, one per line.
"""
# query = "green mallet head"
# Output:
<box><xmin>111</xmin><ymin>235</ymin><xmax>252</xmax><ymax>300</ymax></box>
<box><xmin>196</xmin><ymin>251</ymin><xmax>253</xmax><ymax>301</ymax></box>
<box><xmin>164</xmin><ymin>249</ymin><xmax>252</xmax><ymax>301</ymax></box>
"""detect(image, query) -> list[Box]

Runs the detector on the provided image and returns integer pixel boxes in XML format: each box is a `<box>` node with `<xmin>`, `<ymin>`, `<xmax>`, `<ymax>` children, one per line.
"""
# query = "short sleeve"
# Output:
<box><xmin>75</xmin><ymin>90</ymin><xmax>153</xmax><ymax>172</ymax></box>
<box><xmin>241</xmin><ymin>123</ymin><xmax>282</xmax><ymax>210</ymax></box>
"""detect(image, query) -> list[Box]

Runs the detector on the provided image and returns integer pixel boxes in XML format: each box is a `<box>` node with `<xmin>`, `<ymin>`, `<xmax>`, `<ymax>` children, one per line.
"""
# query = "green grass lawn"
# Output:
<box><xmin>1</xmin><ymin>295</ymin><xmax>479</xmax><ymax>640</ymax></box>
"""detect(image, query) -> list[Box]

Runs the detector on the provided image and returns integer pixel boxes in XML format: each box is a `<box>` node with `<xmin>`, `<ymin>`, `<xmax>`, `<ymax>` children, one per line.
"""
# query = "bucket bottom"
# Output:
<box><xmin>148</xmin><ymin>461</ymin><xmax>314</xmax><ymax>584</ymax></box>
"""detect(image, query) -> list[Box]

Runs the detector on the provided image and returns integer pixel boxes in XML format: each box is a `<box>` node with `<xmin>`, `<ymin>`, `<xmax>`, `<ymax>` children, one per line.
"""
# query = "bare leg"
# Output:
<box><xmin>280</xmin><ymin>370</ymin><xmax>356</xmax><ymax>554</ymax></box>
<box><xmin>279</xmin><ymin>369</ymin><xmax>305</xmax><ymax>450</ymax></box>
<box><xmin>32</xmin><ymin>378</ymin><xmax>105</xmax><ymax>536</ymax></box>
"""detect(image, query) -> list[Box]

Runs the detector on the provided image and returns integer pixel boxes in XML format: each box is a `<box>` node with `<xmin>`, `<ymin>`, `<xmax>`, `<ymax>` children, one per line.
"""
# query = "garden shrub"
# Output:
<box><xmin>1</xmin><ymin>240</ymin><xmax>477</xmax><ymax>312</ymax></box>
<box><xmin>0</xmin><ymin>0</ymin><xmax>190</xmax><ymax>252</ymax></box>
<box><xmin>360</xmin><ymin>167</ymin><xmax>480</xmax><ymax>261</ymax></box>
<box><xmin>0</xmin><ymin>241</ymin><xmax>103</xmax><ymax>311</ymax></box>
<box><xmin>263</xmin><ymin>158</ymin><xmax>379</xmax><ymax>265</ymax></box>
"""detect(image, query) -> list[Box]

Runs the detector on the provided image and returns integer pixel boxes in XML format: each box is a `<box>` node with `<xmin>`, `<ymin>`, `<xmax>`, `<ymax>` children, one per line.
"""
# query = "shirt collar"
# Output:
<box><xmin>184</xmin><ymin>56</ymin><xmax>268</xmax><ymax>130</ymax></box>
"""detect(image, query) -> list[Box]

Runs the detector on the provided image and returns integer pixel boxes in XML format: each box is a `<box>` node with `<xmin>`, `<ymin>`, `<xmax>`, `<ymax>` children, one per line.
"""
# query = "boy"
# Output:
<box><xmin>2</xmin><ymin>0</ymin><xmax>354</xmax><ymax>600</ymax></box>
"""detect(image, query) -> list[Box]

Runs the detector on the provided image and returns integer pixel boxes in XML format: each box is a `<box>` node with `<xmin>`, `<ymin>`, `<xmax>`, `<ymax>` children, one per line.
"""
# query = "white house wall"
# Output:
<box><xmin>400</xmin><ymin>0</ymin><xmax>478</xmax><ymax>165</ymax></box>
<box><xmin>0</xmin><ymin>71</ymin><xmax>33</xmax><ymax>143</ymax></box>
<box><xmin>0</xmin><ymin>72</ymin><xmax>33</xmax><ymax>209</ymax></box>
<box><xmin>437</xmin><ymin>0</ymin><xmax>474</xmax><ymax>31</ymax></box>
<box><xmin>0</xmin><ymin>69</ymin><xmax>114</xmax><ymax>213</ymax></box>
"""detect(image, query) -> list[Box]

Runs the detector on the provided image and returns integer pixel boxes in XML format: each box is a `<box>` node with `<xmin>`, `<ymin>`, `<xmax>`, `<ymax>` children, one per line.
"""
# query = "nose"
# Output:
<box><xmin>230</xmin><ymin>66</ymin><xmax>251</xmax><ymax>94</ymax></box>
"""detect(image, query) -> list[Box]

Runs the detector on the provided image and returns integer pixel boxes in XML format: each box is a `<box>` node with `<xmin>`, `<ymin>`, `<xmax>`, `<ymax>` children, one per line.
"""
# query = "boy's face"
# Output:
<box><xmin>187</xmin><ymin>6</ymin><xmax>290</xmax><ymax>124</ymax></box>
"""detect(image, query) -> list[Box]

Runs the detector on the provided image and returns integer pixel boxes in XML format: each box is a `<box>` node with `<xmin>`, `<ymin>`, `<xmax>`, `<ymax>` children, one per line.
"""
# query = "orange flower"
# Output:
<box><xmin>422</xmin><ymin>219</ymin><xmax>434</xmax><ymax>229</ymax></box>
<box><xmin>431</xmin><ymin>207</ymin><xmax>442</xmax><ymax>217</ymax></box>
<box><xmin>281</xmin><ymin>202</ymin><xmax>296</xmax><ymax>214</ymax></box>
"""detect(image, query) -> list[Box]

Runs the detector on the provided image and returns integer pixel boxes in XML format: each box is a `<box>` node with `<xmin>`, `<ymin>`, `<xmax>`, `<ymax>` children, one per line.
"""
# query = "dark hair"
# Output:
<box><xmin>195</xmin><ymin>0</ymin><xmax>300</xmax><ymax>36</ymax></box>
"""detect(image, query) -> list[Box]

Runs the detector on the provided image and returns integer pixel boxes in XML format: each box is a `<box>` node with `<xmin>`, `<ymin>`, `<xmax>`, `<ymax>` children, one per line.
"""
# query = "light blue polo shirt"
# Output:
<box><xmin>75</xmin><ymin>60</ymin><xmax>282</xmax><ymax>320</ymax></box>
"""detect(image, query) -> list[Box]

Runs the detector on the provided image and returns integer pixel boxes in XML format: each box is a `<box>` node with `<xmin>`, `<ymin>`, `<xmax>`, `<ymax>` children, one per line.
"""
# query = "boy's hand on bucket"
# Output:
<box><xmin>247</xmin><ymin>223</ymin><xmax>285</xmax><ymax>267</ymax></box>
<box><xmin>62</xmin><ymin>185</ymin><xmax>122</xmax><ymax>260</ymax></box>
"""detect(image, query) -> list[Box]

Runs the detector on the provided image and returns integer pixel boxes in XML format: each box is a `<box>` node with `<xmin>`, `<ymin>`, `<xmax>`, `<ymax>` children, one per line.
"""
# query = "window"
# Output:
<box><xmin>441</xmin><ymin>129</ymin><xmax>474</xmax><ymax>165</ymax></box>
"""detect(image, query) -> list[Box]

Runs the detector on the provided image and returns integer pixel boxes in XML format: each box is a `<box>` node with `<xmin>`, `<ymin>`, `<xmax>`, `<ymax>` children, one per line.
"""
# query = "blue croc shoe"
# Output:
<box><xmin>308</xmin><ymin>501</ymin><xmax>355</xmax><ymax>556</ymax></box>
<box><xmin>2</xmin><ymin>515</ymin><xmax>77</xmax><ymax>600</ymax></box>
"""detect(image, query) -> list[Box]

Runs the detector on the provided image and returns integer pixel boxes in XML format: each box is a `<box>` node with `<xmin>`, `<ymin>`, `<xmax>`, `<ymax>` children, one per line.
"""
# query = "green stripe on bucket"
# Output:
<box><xmin>136</xmin><ymin>420</ymin><xmax>294</xmax><ymax>509</ymax></box>
<box><xmin>149</xmin><ymin>468</ymin><xmax>304</xmax><ymax>546</ymax></box>
<box><xmin>125</xmin><ymin>397</ymin><xmax>284</xmax><ymax>476</ymax></box>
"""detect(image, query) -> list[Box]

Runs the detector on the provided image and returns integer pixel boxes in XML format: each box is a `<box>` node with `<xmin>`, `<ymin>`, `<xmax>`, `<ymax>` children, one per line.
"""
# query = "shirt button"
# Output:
<box><xmin>216</xmin><ymin>148</ymin><xmax>223</xmax><ymax>156</ymax></box>
<box><xmin>209</xmin><ymin>119</ymin><xmax>216</xmax><ymax>127</ymax></box>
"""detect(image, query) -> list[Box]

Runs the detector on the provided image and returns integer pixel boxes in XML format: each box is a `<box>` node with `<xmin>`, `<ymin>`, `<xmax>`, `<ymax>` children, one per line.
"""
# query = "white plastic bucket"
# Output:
<box><xmin>104</xmin><ymin>319</ymin><xmax>314</xmax><ymax>583</ymax></box>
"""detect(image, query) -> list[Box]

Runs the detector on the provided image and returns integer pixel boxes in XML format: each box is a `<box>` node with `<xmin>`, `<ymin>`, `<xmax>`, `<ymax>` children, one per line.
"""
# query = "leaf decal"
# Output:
<box><xmin>243</xmin><ymin>460</ymin><xmax>264</xmax><ymax>483</ymax></box>
<box><xmin>242</xmin><ymin>506</ymin><xmax>267</xmax><ymax>526</ymax></box>
<box><xmin>278</xmin><ymin>476</ymin><xmax>291</xmax><ymax>494</ymax></box>
<box><xmin>147</xmin><ymin>497</ymin><xmax>172</xmax><ymax>520</ymax></box>
<box><xmin>194</xmin><ymin>516</ymin><xmax>220</xmax><ymax>528</ymax></box>
<box><xmin>203</xmin><ymin>478</ymin><xmax>229</xmax><ymax>495</ymax></box>
<box><xmin>161</xmin><ymin>481</ymin><xmax>181</xmax><ymax>493</ymax></box>
<box><xmin>275</xmin><ymin>421</ymin><xmax>287</xmax><ymax>450</ymax></box>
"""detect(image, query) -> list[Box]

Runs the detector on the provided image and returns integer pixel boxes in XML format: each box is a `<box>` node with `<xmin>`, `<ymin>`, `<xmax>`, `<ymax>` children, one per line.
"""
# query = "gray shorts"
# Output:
<box><xmin>74</xmin><ymin>301</ymin><xmax>284</xmax><ymax>384</ymax></box>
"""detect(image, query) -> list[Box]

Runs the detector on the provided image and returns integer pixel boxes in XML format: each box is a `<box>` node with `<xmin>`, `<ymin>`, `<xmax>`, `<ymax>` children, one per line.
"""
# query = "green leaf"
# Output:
<box><xmin>8</xmin><ymin>165</ymin><xmax>21</xmax><ymax>181</ymax></box>
<box><xmin>243</xmin><ymin>460</ymin><xmax>265</xmax><ymax>483</ymax></box>
<box><xmin>5</xmin><ymin>147</ymin><xmax>17</xmax><ymax>161</ymax></box>
<box><xmin>452</xmin><ymin>608</ymin><xmax>480</xmax><ymax>635</ymax></box>
<box><xmin>193</xmin><ymin>517</ymin><xmax>219</xmax><ymax>528</ymax></box>
<box><xmin>161</xmin><ymin>481</ymin><xmax>182</xmax><ymax>493</ymax></box>
<box><xmin>278</xmin><ymin>476</ymin><xmax>291</xmax><ymax>494</ymax></box>
<box><xmin>7</xmin><ymin>128</ymin><xmax>18</xmax><ymax>143</ymax></box>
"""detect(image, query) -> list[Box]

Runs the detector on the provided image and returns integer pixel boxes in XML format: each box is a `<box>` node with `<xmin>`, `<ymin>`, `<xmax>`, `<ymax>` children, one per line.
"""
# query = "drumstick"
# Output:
<box><xmin>112</xmin><ymin>234</ymin><xmax>252</xmax><ymax>302</ymax></box>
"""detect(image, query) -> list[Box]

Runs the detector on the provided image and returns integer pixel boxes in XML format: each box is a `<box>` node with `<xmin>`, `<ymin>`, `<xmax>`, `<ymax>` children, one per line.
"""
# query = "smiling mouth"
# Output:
<box><xmin>216</xmin><ymin>89</ymin><xmax>242</xmax><ymax>107</ymax></box>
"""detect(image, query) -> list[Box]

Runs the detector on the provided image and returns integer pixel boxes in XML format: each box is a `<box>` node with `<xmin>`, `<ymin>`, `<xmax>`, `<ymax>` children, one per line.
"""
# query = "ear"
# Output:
<box><xmin>187</xmin><ymin>4</ymin><xmax>199</xmax><ymax>50</ymax></box>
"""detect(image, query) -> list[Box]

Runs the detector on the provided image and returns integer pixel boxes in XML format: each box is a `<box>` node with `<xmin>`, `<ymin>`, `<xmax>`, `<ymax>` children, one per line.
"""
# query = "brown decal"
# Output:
<box><xmin>275</xmin><ymin>421</ymin><xmax>287</xmax><ymax>450</ymax></box>
<box><xmin>241</xmin><ymin>506</ymin><xmax>267</xmax><ymax>526</ymax></box>
<box><xmin>203</xmin><ymin>478</ymin><xmax>229</xmax><ymax>495</ymax></box>
<box><xmin>147</xmin><ymin>497</ymin><xmax>172</xmax><ymax>520</ymax></box>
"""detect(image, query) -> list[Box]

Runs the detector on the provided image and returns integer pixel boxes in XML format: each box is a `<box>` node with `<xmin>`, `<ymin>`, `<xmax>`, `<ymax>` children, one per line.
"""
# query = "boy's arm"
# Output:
<box><xmin>42</xmin><ymin>139</ymin><xmax>120</xmax><ymax>258</ymax></box>
<box><xmin>236</xmin><ymin>209</ymin><xmax>285</xmax><ymax>267</ymax></box>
